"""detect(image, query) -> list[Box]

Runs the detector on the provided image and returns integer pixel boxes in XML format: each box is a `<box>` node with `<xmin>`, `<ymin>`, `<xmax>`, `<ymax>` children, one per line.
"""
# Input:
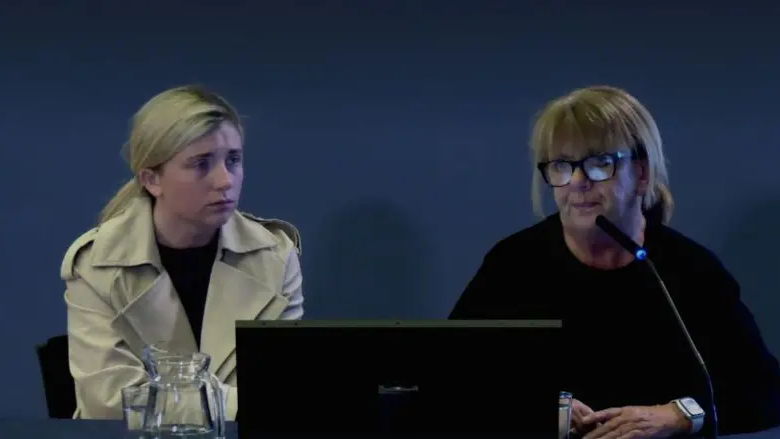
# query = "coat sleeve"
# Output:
<box><xmin>226</xmin><ymin>225</ymin><xmax>304</xmax><ymax>422</ymax></box>
<box><xmin>278</xmin><ymin>249</ymin><xmax>304</xmax><ymax>320</ymax></box>
<box><xmin>64</xmin><ymin>274</ymin><xmax>147</xmax><ymax>419</ymax></box>
<box><xmin>245</xmin><ymin>213</ymin><xmax>304</xmax><ymax>321</ymax></box>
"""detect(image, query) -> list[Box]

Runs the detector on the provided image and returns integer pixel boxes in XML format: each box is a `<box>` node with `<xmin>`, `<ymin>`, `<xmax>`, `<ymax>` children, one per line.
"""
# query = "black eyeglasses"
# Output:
<box><xmin>537</xmin><ymin>150</ymin><xmax>634</xmax><ymax>187</ymax></box>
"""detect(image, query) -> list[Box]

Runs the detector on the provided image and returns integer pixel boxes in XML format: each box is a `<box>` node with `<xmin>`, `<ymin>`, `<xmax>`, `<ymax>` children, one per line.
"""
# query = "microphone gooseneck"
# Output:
<box><xmin>594</xmin><ymin>215</ymin><xmax>647</xmax><ymax>260</ymax></box>
<box><xmin>594</xmin><ymin>214</ymin><xmax>718</xmax><ymax>439</ymax></box>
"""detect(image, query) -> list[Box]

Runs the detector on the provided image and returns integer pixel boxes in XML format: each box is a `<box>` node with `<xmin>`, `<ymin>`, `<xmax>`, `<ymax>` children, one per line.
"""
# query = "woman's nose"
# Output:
<box><xmin>570</xmin><ymin>167</ymin><xmax>590</xmax><ymax>188</ymax></box>
<box><xmin>211</xmin><ymin>164</ymin><xmax>233</xmax><ymax>190</ymax></box>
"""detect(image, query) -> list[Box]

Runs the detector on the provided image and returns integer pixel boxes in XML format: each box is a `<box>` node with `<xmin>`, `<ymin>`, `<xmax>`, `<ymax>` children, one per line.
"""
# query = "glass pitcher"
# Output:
<box><xmin>140</xmin><ymin>343</ymin><xmax>226</xmax><ymax>439</ymax></box>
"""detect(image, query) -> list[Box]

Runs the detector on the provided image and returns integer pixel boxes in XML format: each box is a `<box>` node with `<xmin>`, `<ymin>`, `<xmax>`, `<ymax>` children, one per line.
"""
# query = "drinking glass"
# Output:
<box><xmin>378</xmin><ymin>384</ymin><xmax>420</xmax><ymax>432</ymax></box>
<box><xmin>122</xmin><ymin>383</ymin><xmax>152</xmax><ymax>438</ymax></box>
<box><xmin>559</xmin><ymin>391</ymin><xmax>573</xmax><ymax>439</ymax></box>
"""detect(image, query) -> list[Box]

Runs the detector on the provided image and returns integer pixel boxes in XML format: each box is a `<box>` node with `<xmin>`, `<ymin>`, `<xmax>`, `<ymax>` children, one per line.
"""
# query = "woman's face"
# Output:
<box><xmin>549</xmin><ymin>149</ymin><xmax>648</xmax><ymax>234</ymax></box>
<box><xmin>143</xmin><ymin>121</ymin><xmax>244</xmax><ymax>231</ymax></box>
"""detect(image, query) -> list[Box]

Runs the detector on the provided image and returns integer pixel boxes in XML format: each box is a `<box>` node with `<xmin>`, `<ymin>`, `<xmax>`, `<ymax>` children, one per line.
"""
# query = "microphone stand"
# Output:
<box><xmin>594</xmin><ymin>215</ymin><xmax>718</xmax><ymax>439</ymax></box>
<box><xmin>644</xmin><ymin>258</ymin><xmax>718</xmax><ymax>439</ymax></box>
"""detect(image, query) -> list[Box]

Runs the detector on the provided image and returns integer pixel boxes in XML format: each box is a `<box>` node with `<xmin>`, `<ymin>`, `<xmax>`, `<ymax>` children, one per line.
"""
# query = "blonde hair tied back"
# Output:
<box><xmin>98</xmin><ymin>85</ymin><xmax>243</xmax><ymax>224</ymax></box>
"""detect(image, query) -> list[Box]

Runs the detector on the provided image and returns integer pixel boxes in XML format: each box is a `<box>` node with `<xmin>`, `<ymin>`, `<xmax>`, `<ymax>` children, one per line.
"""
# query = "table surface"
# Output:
<box><xmin>0</xmin><ymin>418</ymin><xmax>778</xmax><ymax>439</ymax></box>
<box><xmin>0</xmin><ymin>419</ymin><xmax>237</xmax><ymax>438</ymax></box>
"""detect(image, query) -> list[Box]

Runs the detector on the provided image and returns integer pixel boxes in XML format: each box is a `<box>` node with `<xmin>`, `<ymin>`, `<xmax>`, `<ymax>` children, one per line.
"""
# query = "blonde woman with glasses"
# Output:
<box><xmin>450</xmin><ymin>86</ymin><xmax>780</xmax><ymax>438</ymax></box>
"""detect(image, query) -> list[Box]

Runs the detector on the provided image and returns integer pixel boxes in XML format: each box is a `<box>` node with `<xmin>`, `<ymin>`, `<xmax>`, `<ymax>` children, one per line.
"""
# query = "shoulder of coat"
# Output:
<box><xmin>239</xmin><ymin>212</ymin><xmax>302</xmax><ymax>256</ymax></box>
<box><xmin>60</xmin><ymin>227</ymin><xmax>99</xmax><ymax>280</ymax></box>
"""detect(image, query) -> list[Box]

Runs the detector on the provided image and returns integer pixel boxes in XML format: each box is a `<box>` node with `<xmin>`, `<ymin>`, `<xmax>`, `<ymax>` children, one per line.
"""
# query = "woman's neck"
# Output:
<box><xmin>153</xmin><ymin>207</ymin><xmax>217</xmax><ymax>249</ymax></box>
<box><xmin>564</xmin><ymin>214</ymin><xmax>646</xmax><ymax>270</ymax></box>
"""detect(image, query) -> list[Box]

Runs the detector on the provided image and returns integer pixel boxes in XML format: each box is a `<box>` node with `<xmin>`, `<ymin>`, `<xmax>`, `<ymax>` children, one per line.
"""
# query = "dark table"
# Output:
<box><xmin>0</xmin><ymin>419</ymin><xmax>237</xmax><ymax>438</ymax></box>
<box><xmin>0</xmin><ymin>418</ymin><xmax>778</xmax><ymax>439</ymax></box>
<box><xmin>0</xmin><ymin>419</ymin><xmax>541</xmax><ymax>438</ymax></box>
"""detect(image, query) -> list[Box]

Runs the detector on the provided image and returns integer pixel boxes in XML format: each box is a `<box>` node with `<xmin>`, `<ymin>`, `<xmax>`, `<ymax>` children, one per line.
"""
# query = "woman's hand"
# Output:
<box><xmin>570</xmin><ymin>398</ymin><xmax>597</xmax><ymax>434</ymax></box>
<box><xmin>580</xmin><ymin>403</ymin><xmax>691</xmax><ymax>439</ymax></box>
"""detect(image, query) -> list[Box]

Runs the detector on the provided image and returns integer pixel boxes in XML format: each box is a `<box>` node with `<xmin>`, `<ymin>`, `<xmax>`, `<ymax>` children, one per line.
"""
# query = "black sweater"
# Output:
<box><xmin>157</xmin><ymin>233</ymin><xmax>218</xmax><ymax>349</ymax></box>
<box><xmin>449</xmin><ymin>213</ymin><xmax>780</xmax><ymax>436</ymax></box>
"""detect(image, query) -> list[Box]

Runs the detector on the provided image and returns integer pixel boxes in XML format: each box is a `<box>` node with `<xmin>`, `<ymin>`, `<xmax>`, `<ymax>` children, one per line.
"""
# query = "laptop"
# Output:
<box><xmin>236</xmin><ymin>319</ymin><xmax>563</xmax><ymax>437</ymax></box>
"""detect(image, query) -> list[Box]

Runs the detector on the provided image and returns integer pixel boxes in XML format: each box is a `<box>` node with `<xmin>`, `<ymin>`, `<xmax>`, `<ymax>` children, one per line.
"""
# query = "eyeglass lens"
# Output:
<box><xmin>544</xmin><ymin>154</ymin><xmax>616</xmax><ymax>186</ymax></box>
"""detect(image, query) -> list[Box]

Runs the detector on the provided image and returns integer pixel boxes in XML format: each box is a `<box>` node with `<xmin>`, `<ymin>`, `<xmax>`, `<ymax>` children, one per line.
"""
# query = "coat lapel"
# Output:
<box><xmin>114</xmin><ymin>271</ymin><xmax>198</xmax><ymax>356</ymax></box>
<box><xmin>200</xmin><ymin>212</ymin><xmax>292</xmax><ymax>380</ymax></box>
<box><xmin>200</xmin><ymin>262</ymin><xmax>278</xmax><ymax>380</ymax></box>
<box><xmin>94</xmin><ymin>197</ymin><xmax>198</xmax><ymax>356</ymax></box>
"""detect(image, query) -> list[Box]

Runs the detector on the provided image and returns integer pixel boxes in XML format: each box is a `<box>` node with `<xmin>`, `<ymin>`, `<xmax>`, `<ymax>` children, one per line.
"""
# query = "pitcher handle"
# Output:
<box><xmin>208</xmin><ymin>373</ymin><xmax>227</xmax><ymax>439</ymax></box>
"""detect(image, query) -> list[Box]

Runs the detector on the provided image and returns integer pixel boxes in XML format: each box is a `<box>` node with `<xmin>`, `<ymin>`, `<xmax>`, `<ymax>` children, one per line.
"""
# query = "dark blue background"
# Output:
<box><xmin>1</xmin><ymin>0</ymin><xmax>779</xmax><ymax>419</ymax></box>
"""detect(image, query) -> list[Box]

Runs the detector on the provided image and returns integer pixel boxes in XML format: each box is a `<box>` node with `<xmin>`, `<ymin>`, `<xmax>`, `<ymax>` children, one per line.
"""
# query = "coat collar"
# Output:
<box><xmin>89</xmin><ymin>196</ymin><xmax>279</xmax><ymax>269</ymax></box>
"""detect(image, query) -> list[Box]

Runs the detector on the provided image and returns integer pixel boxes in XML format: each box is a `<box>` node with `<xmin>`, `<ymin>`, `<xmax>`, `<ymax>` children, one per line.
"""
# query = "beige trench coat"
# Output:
<box><xmin>60</xmin><ymin>196</ymin><xmax>303</xmax><ymax>421</ymax></box>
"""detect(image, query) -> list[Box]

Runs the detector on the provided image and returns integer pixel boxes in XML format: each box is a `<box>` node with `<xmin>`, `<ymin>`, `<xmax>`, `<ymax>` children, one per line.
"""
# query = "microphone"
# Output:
<box><xmin>595</xmin><ymin>214</ymin><xmax>718</xmax><ymax>439</ymax></box>
<box><xmin>594</xmin><ymin>215</ymin><xmax>647</xmax><ymax>261</ymax></box>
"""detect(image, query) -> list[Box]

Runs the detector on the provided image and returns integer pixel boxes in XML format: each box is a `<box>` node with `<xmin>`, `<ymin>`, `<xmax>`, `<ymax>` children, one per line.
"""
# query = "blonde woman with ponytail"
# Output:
<box><xmin>60</xmin><ymin>85</ymin><xmax>304</xmax><ymax>421</ymax></box>
<box><xmin>449</xmin><ymin>86</ymin><xmax>780</xmax><ymax>436</ymax></box>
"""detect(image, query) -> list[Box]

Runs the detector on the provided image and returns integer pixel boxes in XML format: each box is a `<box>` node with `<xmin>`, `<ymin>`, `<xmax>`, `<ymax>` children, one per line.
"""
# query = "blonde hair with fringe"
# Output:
<box><xmin>529</xmin><ymin>85</ymin><xmax>674</xmax><ymax>224</ymax></box>
<box><xmin>99</xmin><ymin>85</ymin><xmax>243</xmax><ymax>224</ymax></box>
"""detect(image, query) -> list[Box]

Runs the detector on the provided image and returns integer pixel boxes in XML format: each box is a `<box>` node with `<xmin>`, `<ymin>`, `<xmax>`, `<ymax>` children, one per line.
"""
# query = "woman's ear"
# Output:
<box><xmin>138</xmin><ymin>168</ymin><xmax>162</xmax><ymax>198</ymax></box>
<box><xmin>634</xmin><ymin>159</ymin><xmax>650</xmax><ymax>196</ymax></box>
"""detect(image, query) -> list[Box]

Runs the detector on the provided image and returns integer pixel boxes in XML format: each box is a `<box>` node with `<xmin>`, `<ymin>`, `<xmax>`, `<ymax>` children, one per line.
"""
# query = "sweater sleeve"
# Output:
<box><xmin>696</xmin><ymin>262</ymin><xmax>780</xmax><ymax>435</ymax></box>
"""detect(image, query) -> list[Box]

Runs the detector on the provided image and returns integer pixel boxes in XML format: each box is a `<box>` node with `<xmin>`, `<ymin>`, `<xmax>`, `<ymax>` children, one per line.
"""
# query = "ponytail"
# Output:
<box><xmin>98</xmin><ymin>179</ymin><xmax>144</xmax><ymax>224</ymax></box>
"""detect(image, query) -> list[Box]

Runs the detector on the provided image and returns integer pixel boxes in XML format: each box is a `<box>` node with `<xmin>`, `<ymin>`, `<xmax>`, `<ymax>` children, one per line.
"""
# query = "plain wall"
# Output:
<box><xmin>1</xmin><ymin>1</ymin><xmax>778</xmax><ymax>421</ymax></box>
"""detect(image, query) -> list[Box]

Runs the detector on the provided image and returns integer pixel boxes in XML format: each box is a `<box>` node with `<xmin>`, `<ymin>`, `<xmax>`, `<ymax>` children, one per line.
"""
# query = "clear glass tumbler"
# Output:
<box><xmin>559</xmin><ymin>391</ymin><xmax>573</xmax><ymax>439</ymax></box>
<box><xmin>377</xmin><ymin>384</ymin><xmax>421</xmax><ymax>431</ymax></box>
<box><xmin>121</xmin><ymin>383</ymin><xmax>152</xmax><ymax>439</ymax></box>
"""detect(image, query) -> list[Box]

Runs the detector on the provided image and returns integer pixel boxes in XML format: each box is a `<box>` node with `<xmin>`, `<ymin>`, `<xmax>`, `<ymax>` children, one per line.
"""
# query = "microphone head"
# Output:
<box><xmin>594</xmin><ymin>214</ymin><xmax>648</xmax><ymax>260</ymax></box>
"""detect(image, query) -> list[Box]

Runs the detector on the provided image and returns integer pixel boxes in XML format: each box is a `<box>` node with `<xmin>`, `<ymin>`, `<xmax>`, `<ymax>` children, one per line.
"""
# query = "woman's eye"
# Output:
<box><xmin>592</xmin><ymin>156</ymin><xmax>613</xmax><ymax>166</ymax></box>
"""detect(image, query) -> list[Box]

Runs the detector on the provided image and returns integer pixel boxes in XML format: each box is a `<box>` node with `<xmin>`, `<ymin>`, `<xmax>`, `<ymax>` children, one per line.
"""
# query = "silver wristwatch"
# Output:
<box><xmin>672</xmin><ymin>397</ymin><xmax>705</xmax><ymax>435</ymax></box>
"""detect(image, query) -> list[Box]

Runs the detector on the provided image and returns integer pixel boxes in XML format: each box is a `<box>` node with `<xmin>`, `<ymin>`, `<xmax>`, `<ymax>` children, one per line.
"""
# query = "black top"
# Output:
<box><xmin>157</xmin><ymin>233</ymin><xmax>219</xmax><ymax>349</ymax></box>
<box><xmin>449</xmin><ymin>213</ymin><xmax>780</xmax><ymax>436</ymax></box>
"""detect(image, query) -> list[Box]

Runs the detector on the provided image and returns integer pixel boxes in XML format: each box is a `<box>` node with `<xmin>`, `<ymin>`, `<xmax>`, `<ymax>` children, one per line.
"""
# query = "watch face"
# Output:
<box><xmin>681</xmin><ymin>397</ymin><xmax>705</xmax><ymax>416</ymax></box>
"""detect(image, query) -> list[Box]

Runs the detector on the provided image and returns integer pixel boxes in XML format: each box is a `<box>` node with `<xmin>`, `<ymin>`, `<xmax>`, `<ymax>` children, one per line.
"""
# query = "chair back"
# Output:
<box><xmin>36</xmin><ymin>335</ymin><xmax>76</xmax><ymax>419</ymax></box>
